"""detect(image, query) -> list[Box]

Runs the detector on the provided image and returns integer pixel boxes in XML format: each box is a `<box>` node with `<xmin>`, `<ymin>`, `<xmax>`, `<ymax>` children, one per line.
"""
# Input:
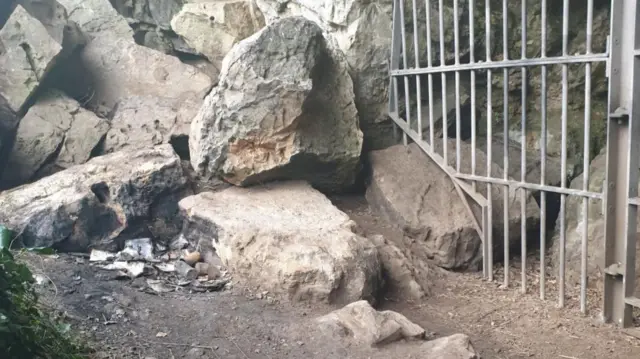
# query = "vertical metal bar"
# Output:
<box><xmin>603</xmin><ymin>0</ymin><xmax>640</xmax><ymax>328</ymax></box>
<box><xmin>558</xmin><ymin>0</ymin><xmax>570</xmax><ymax>309</ymax></box>
<box><xmin>389</xmin><ymin>0</ymin><xmax>402</xmax><ymax>115</ymax></box>
<box><xmin>412</xmin><ymin>0</ymin><xmax>422</xmax><ymax>138</ymax></box>
<box><xmin>485</xmin><ymin>0</ymin><xmax>494</xmax><ymax>282</ymax></box>
<box><xmin>539</xmin><ymin>0</ymin><xmax>547</xmax><ymax>301</ymax></box>
<box><xmin>470</xmin><ymin>0</ymin><xmax>477</xmax><ymax>192</ymax></box>
<box><xmin>399</xmin><ymin>0</ymin><xmax>410</xmax><ymax>146</ymax></box>
<box><xmin>454</xmin><ymin>0</ymin><xmax>462</xmax><ymax>172</ymax></box>
<box><xmin>520</xmin><ymin>0</ymin><xmax>528</xmax><ymax>294</ymax></box>
<box><xmin>438</xmin><ymin>0</ymin><xmax>448</xmax><ymax>162</ymax></box>
<box><xmin>580</xmin><ymin>0</ymin><xmax>594</xmax><ymax>316</ymax></box>
<box><xmin>502</xmin><ymin>0</ymin><xmax>510</xmax><ymax>288</ymax></box>
<box><xmin>425</xmin><ymin>0</ymin><xmax>435</xmax><ymax>146</ymax></box>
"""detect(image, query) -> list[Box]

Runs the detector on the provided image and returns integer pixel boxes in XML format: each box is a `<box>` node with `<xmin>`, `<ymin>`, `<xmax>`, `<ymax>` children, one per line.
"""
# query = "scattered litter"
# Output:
<box><xmin>175</xmin><ymin>260</ymin><xmax>198</xmax><ymax>280</ymax></box>
<box><xmin>182</xmin><ymin>251</ymin><xmax>201</xmax><ymax>266</ymax></box>
<box><xmin>170</xmin><ymin>234</ymin><xmax>189</xmax><ymax>250</ymax></box>
<box><xmin>146</xmin><ymin>279</ymin><xmax>174</xmax><ymax>293</ymax></box>
<box><xmin>156</xmin><ymin>331</ymin><xmax>168</xmax><ymax>338</ymax></box>
<box><xmin>118</xmin><ymin>238</ymin><xmax>155</xmax><ymax>262</ymax></box>
<box><xmin>154</xmin><ymin>263</ymin><xmax>175</xmax><ymax>273</ymax></box>
<box><xmin>90</xmin><ymin>250</ymin><xmax>116</xmax><ymax>262</ymax></box>
<box><xmin>33</xmin><ymin>274</ymin><xmax>50</xmax><ymax>286</ymax></box>
<box><xmin>101</xmin><ymin>261</ymin><xmax>145</xmax><ymax>278</ymax></box>
<box><xmin>191</xmin><ymin>278</ymin><xmax>229</xmax><ymax>292</ymax></box>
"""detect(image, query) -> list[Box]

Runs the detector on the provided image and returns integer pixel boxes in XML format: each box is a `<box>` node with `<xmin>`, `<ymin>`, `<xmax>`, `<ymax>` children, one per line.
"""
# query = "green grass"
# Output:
<box><xmin>0</xmin><ymin>226</ymin><xmax>89</xmax><ymax>359</ymax></box>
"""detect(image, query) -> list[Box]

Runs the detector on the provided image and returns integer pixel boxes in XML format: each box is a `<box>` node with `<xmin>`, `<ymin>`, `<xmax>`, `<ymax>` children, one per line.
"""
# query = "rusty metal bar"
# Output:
<box><xmin>412</xmin><ymin>0</ymin><xmax>422</xmax><ymax>139</ymax></box>
<box><xmin>558</xmin><ymin>0</ymin><xmax>570</xmax><ymax>309</ymax></box>
<box><xmin>539</xmin><ymin>0</ymin><xmax>548</xmax><ymax>301</ymax></box>
<box><xmin>520</xmin><ymin>0</ymin><xmax>528</xmax><ymax>294</ymax></box>
<box><xmin>399</xmin><ymin>0</ymin><xmax>410</xmax><ymax>145</ymax></box>
<box><xmin>438</xmin><ymin>0</ymin><xmax>448</xmax><ymax>161</ymax></box>
<box><xmin>485</xmin><ymin>0</ymin><xmax>494</xmax><ymax>282</ymax></box>
<box><xmin>502</xmin><ymin>0</ymin><xmax>510</xmax><ymax>288</ymax></box>
<box><xmin>425</xmin><ymin>0</ymin><xmax>435</xmax><ymax>146</ymax></box>
<box><xmin>454</xmin><ymin>0</ymin><xmax>461</xmax><ymax>172</ymax></box>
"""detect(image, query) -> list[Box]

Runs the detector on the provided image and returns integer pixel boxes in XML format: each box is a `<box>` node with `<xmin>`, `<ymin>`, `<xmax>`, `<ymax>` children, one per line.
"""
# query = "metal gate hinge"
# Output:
<box><xmin>609</xmin><ymin>107</ymin><xmax>629</xmax><ymax>122</ymax></box>
<box><xmin>604</xmin><ymin>262</ymin><xmax>625</xmax><ymax>277</ymax></box>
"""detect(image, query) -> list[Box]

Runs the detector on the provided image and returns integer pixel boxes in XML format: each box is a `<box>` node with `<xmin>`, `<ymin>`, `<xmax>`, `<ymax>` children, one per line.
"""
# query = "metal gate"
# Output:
<box><xmin>388</xmin><ymin>0</ymin><xmax>640</xmax><ymax>327</ymax></box>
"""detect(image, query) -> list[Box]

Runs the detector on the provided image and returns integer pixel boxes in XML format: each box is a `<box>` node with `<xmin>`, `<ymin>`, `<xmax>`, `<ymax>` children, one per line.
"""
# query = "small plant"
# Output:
<box><xmin>0</xmin><ymin>225</ymin><xmax>88</xmax><ymax>359</ymax></box>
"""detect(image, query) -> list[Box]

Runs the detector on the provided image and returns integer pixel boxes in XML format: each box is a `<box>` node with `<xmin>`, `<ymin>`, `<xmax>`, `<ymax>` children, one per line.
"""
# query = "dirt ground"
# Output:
<box><xmin>20</xmin><ymin>195</ymin><xmax>640</xmax><ymax>359</ymax></box>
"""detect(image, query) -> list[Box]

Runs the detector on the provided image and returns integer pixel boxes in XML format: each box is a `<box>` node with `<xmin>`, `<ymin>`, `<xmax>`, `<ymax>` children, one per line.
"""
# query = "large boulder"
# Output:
<box><xmin>189</xmin><ymin>16</ymin><xmax>362</xmax><ymax>192</ymax></box>
<box><xmin>0</xmin><ymin>5</ymin><xmax>64</xmax><ymax>114</ymax></box>
<box><xmin>0</xmin><ymin>144</ymin><xmax>187</xmax><ymax>251</ymax></box>
<box><xmin>551</xmin><ymin>150</ymin><xmax>640</xmax><ymax>288</ymax></box>
<box><xmin>56</xmin><ymin>0</ymin><xmax>134</xmax><ymax>40</ymax></box>
<box><xmin>0</xmin><ymin>90</ymin><xmax>109</xmax><ymax>188</ymax></box>
<box><xmin>366</xmin><ymin>142</ymin><xmax>540</xmax><ymax>270</ymax></box>
<box><xmin>315</xmin><ymin>300</ymin><xmax>426</xmax><ymax>347</ymax></box>
<box><xmin>171</xmin><ymin>1</ymin><xmax>265</xmax><ymax>82</ymax></box>
<box><xmin>178</xmin><ymin>181</ymin><xmax>382</xmax><ymax>304</ymax></box>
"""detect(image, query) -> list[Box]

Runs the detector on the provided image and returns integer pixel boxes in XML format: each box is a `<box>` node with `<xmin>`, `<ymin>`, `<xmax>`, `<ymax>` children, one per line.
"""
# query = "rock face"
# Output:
<box><xmin>551</xmin><ymin>150</ymin><xmax>640</xmax><ymax>288</ymax></box>
<box><xmin>316</xmin><ymin>300</ymin><xmax>425</xmax><ymax>347</ymax></box>
<box><xmin>367</xmin><ymin>142</ymin><xmax>540</xmax><ymax>270</ymax></box>
<box><xmin>56</xmin><ymin>0</ymin><xmax>134</xmax><ymax>40</ymax></box>
<box><xmin>255</xmin><ymin>0</ymin><xmax>397</xmax><ymax>150</ymax></box>
<box><xmin>178</xmin><ymin>181</ymin><xmax>382</xmax><ymax>304</ymax></box>
<box><xmin>0</xmin><ymin>95</ymin><xmax>18</xmax><ymax>168</ymax></box>
<box><xmin>0</xmin><ymin>144</ymin><xmax>187</xmax><ymax>251</ymax></box>
<box><xmin>171</xmin><ymin>1</ymin><xmax>265</xmax><ymax>82</ymax></box>
<box><xmin>420</xmin><ymin>334</ymin><xmax>479</xmax><ymax>359</ymax></box>
<box><xmin>369</xmin><ymin>234</ymin><xmax>428</xmax><ymax>300</ymax></box>
<box><xmin>1</xmin><ymin>90</ymin><xmax>109</xmax><ymax>188</ymax></box>
<box><xmin>0</xmin><ymin>5</ymin><xmax>64</xmax><ymax>114</ymax></box>
<box><xmin>190</xmin><ymin>16</ymin><xmax>362</xmax><ymax>192</ymax></box>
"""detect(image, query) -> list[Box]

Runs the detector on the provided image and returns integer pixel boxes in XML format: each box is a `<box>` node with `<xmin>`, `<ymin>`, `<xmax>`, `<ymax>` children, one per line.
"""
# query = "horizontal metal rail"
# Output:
<box><xmin>390</xmin><ymin>53</ymin><xmax>608</xmax><ymax>76</ymax></box>
<box><xmin>454</xmin><ymin>173</ymin><xmax>604</xmax><ymax>199</ymax></box>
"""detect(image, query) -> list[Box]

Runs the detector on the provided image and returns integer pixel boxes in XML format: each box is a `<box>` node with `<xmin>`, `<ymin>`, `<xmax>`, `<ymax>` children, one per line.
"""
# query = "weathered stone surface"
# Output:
<box><xmin>178</xmin><ymin>181</ymin><xmax>382</xmax><ymax>304</ymax></box>
<box><xmin>103</xmin><ymin>95</ymin><xmax>197</xmax><ymax>155</ymax></box>
<box><xmin>56</xmin><ymin>0</ymin><xmax>134</xmax><ymax>39</ymax></box>
<box><xmin>316</xmin><ymin>300</ymin><xmax>425</xmax><ymax>347</ymax></box>
<box><xmin>369</xmin><ymin>234</ymin><xmax>428</xmax><ymax>300</ymax></box>
<box><xmin>0</xmin><ymin>5</ymin><xmax>63</xmax><ymax>113</ymax></box>
<box><xmin>1</xmin><ymin>90</ymin><xmax>109</xmax><ymax>187</ymax></box>
<box><xmin>551</xmin><ymin>150</ymin><xmax>640</xmax><ymax>288</ymax></box>
<box><xmin>18</xmin><ymin>0</ymin><xmax>86</xmax><ymax>50</ymax></box>
<box><xmin>171</xmin><ymin>1</ymin><xmax>265</xmax><ymax>81</ymax></box>
<box><xmin>0</xmin><ymin>144</ymin><xmax>187</xmax><ymax>251</ymax></box>
<box><xmin>190</xmin><ymin>17</ymin><xmax>362</xmax><ymax>192</ymax></box>
<box><xmin>110</xmin><ymin>0</ymin><xmax>182</xmax><ymax>31</ymax></box>
<box><xmin>420</xmin><ymin>334</ymin><xmax>479</xmax><ymax>359</ymax></box>
<box><xmin>0</xmin><ymin>95</ymin><xmax>18</xmax><ymax>179</ymax></box>
<box><xmin>367</xmin><ymin>142</ymin><xmax>540</xmax><ymax>270</ymax></box>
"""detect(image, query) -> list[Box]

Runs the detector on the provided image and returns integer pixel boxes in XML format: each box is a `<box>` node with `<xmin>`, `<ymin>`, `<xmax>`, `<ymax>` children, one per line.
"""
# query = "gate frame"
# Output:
<box><xmin>388</xmin><ymin>0</ymin><xmax>640</xmax><ymax>328</ymax></box>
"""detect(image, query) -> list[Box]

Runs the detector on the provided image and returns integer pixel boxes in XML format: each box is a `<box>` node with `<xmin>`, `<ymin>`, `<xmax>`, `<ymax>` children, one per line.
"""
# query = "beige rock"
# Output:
<box><xmin>189</xmin><ymin>17</ymin><xmax>362</xmax><ymax>192</ymax></box>
<box><xmin>179</xmin><ymin>181</ymin><xmax>382</xmax><ymax>304</ymax></box>
<box><xmin>0</xmin><ymin>144</ymin><xmax>187</xmax><ymax>251</ymax></box>
<box><xmin>420</xmin><ymin>334</ymin><xmax>479</xmax><ymax>359</ymax></box>
<box><xmin>316</xmin><ymin>300</ymin><xmax>425</xmax><ymax>347</ymax></box>
<box><xmin>171</xmin><ymin>1</ymin><xmax>265</xmax><ymax>82</ymax></box>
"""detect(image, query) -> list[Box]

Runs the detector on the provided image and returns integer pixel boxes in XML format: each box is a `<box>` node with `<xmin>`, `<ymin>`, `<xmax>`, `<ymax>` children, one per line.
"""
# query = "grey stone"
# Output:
<box><xmin>420</xmin><ymin>334</ymin><xmax>479</xmax><ymax>359</ymax></box>
<box><xmin>171</xmin><ymin>1</ymin><xmax>265</xmax><ymax>82</ymax></box>
<box><xmin>316</xmin><ymin>300</ymin><xmax>426</xmax><ymax>347</ymax></box>
<box><xmin>178</xmin><ymin>181</ymin><xmax>382</xmax><ymax>304</ymax></box>
<box><xmin>0</xmin><ymin>5</ymin><xmax>63</xmax><ymax>113</ymax></box>
<box><xmin>56</xmin><ymin>0</ymin><xmax>134</xmax><ymax>39</ymax></box>
<box><xmin>0</xmin><ymin>144</ymin><xmax>187</xmax><ymax>251</ymax></box>
<box><xmin>366</xmin><ymin>142</ymin><xmax>540</xmax><ymax>270</ymax></box>
<box><xmin>1</xmin><ymin>90</ymin><xmax>109</xmax><ymax>188</ymax></box>
<box><xmin>189</xmin><ymin>17</ymin><xmax>362</xmax><ymax>192</ymax></box>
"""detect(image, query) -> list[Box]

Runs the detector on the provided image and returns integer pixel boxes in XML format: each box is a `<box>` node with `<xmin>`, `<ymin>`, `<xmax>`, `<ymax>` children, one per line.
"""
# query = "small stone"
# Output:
<box><xmin>195</xmin><ymin>262</ymin><xmax>209</xmax><ymax>276</ymax></box>
<box><xmin>175</xmin><ymin>260</ymin><xmax>198</xmax><ymax>280</ymax></box>
<box><xmin>182</xmin><ymin>251</ymin><xmax>201</xmax><ymax>266</ymax></box>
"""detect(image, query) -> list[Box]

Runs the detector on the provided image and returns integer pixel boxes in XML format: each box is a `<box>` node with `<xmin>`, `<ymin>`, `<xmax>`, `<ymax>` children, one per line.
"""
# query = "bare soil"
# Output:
<box><xmin>20</xmin><ymin>195</ymin><xmax>640</xmax><ymax>359</ymax></box>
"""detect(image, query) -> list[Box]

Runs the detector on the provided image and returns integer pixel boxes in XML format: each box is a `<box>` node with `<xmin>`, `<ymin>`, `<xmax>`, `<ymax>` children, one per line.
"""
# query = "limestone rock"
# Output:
<box><xmin>171</xmin><ymin>1</ymin><xmax>265</xmax><ymax>81</ymax></box>
<box><xmin>369</xmin><ymin>234</ymin><xmax>428</xmax><ymax>300</ymax></box>
<box><xmin>0</xmin><ymin>5</ymin><xmax>63</xmax><ymax>113</ymax></box>
<box><xmin>189</xmin><ymin>17</ymin><xmax>362</xmax><ymax>192</ymax></box>
<box><xmin>551</xmin><ymin>150</ymin><xmax>640</xmax><ymax>289</ymax></box>
<box><xmin>366</xmin><ymin>142</ymin><xmax>540</xmax><ymax>270</ymax></box>
<box><xmin>110</xmin><ymin>0</ymin><xmax>182</xmax><ymax>31</ymax></box>
<box><xmin>0</xmin><ymin>144</ymin><xmax>187</xmax><ymax>251</ymax></box>
<box><xmin>178</xmin><ymin>181</ymin><xmax>382</xmax><ymax>304</ymax></box>
<box><xmin>1</xmin><ymin>90</ymin><xmax>109</xmax><ymax>188</ymax></box>
<box><xmin>56</xmin><ymin>0</ymin><xmax>134</xmax><ymax>39</ymax></box>
<box><xmin>102</xmin><ymin>95</ymin><xmax>198</xmax><ymax>155</ymax></box>
<box><xmin>316</xmin><ymin>300</ymin><xmax>425</xmax><ymax>346</ymax></box>
<box><xmin>18</xmin><ymin>0</ymin><xmax>86</xmax><ymax>51</ymax></box>
<box><xmin>420</xmin><ymin>334</ymin><xmax>479</xmax><ymax>359</ymax></box>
